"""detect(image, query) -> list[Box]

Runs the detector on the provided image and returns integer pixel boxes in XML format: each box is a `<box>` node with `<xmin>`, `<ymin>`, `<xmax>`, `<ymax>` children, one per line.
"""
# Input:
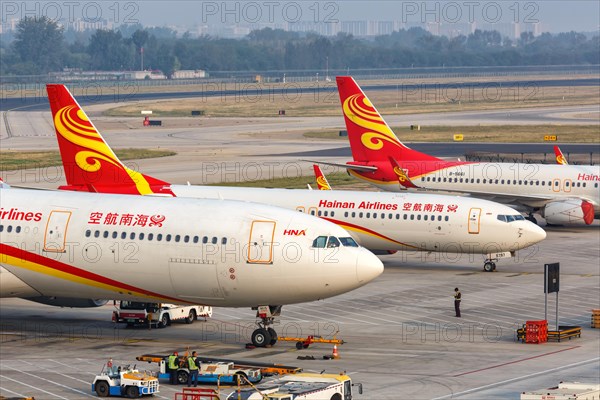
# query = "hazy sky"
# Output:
<box><xmin>4</xmin><ymin>1</ymin><xmax>600</xmax><ymax>33</ymax></box>
<box><xmin>134</xmin><ymin>1</ymin><xmax>600</xmax><ymax>32</ymax></box>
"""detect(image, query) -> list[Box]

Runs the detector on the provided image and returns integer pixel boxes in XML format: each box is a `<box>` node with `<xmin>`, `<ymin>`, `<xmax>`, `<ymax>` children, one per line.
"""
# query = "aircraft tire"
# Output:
<box><xmin>251</xmin><ymin>328</ymin><xmax>271</xmax><ymax>347</ymax></box>
<box><xmin>484</xmin><ymin>262</ymin><xmax>494</xmax><ymax>272</ymax></box>
<box><xmin>267</xmin><ymin>328</ymin><xmax>278</xmax><ymax>346</ymax></box>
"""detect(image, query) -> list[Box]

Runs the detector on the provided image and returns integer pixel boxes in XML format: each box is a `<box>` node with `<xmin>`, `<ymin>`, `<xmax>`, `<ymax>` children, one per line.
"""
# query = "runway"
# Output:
<box><xmin>1</xmin><ymin>104</ymin><xmax>598</xmax><ymax>189</ymax></box>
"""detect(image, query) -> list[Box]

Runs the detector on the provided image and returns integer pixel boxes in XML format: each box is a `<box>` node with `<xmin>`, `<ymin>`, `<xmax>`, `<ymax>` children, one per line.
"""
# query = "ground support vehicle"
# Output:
<box><xmin>136</xmin><ymin>355</ymin><xmax>262</xmax><ymax>385</ymax></box>
<box><xmin>276</xmin><ymin>334</ymin><xmax>344</xmax><ymax>350</ymax></box>
<box><xmin>92</xmin><ymin>365</ymin><xmax>159</xmax><ymax>398</ymax></box>
<box><xmin>226</xmin><ymin>373</ymin><xmax>362</xmax><ymax>400</ymax></box>
<box><xmin>113</xmin><ymin>301</ymin><xmax>212</xmax><ymax>328</ymax></box>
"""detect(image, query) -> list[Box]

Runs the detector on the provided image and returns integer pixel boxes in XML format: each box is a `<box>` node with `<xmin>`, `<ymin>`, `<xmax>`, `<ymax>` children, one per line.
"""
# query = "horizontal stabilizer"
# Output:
<box><xmin>302</xmin><ymin>159</ymin><xmax>378</xmax><ymax>172</ymax></box>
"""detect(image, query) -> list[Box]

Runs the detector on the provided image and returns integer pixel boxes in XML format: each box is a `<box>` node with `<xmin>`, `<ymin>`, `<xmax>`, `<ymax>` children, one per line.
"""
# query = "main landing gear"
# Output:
<box><xmin>483</xmin><ymin>260</ymin><xmax>497</xmax><ymax>272</ymax></box>
<box><xmin>251</xmin><ymin>305</ymin><xmax>281</xmax><ymax>347</ymax></box>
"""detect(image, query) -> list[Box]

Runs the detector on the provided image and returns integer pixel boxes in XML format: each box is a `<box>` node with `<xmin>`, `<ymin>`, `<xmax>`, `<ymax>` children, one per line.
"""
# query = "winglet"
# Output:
<box><xmin>313</xmin><ymin>164</ymin><xmax>332</xmax><ymax>190</ymax></box>
<box><xmin>335</xmin><ymin>76</ymin><xmax>441</xmax><ymax>164</ymax></box>
<box><xmin>46</xmin><ymin>84</ymin><xmax>172</xmax><ymax>195</ymax></box>
<box><xmin>553</xmin><ymin>145</ymin><xmax>568</xmax><ymax>165</ymax></box>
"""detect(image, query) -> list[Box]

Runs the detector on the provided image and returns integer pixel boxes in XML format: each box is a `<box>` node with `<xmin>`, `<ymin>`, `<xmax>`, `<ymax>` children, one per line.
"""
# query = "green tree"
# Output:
<box><xmin>88</xmin><ymin>30</ymin><xmax>135</xmax><ymax>70</ymax></box>
<box><xmin>12</xmin><ymin>16</ymin><xmax>64</xmax><ymax>73</ymax></box>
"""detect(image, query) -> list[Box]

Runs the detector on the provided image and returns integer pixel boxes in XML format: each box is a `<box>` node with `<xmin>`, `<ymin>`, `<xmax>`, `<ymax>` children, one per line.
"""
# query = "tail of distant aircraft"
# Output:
<box><xmin>554</xmin><ymin>145</ymin><xmax>568</xmax><ymax>165</ymax></box>
<box><xmin>46</xmin><ymin>84</ymin><xmax>171</xmax><ymax>195</ymax></box>
<box><xmin>336</xmin><ymin>76</ymin><xmax>441</xmax><ymax>164</ymax></box>
<box><xmin>313</xmin><ymin>165</ymin><xmax>332</xmax><ymax>190</ymax></box>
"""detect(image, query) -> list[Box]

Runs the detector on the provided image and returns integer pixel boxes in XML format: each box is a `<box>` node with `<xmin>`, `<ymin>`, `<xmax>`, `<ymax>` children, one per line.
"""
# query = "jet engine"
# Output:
<box><xmin>543</xmin><ymin>199</ymin><xmax>595</xmax><ymax>226</ymax></box>
<box><xmin>27</xmin><ymin>297</ymin><xmax>109</xmax><ymax>308</ymax></box>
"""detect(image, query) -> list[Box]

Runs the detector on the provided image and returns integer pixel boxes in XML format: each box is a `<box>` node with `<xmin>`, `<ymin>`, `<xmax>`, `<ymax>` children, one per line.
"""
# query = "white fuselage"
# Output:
<box><xmin>0</xmin><ymin>188</ymin><xmax>383</xmax><ymax>306</ymax></box>
<box><xmin>372</xmin><ymin>162</ymin><xmax>600</xmax><ymax>216</ymax></box>
<box><xmin>168</xmin><ymin>186</ymin><xmax>546</xmax><ymax>254</ymax></box>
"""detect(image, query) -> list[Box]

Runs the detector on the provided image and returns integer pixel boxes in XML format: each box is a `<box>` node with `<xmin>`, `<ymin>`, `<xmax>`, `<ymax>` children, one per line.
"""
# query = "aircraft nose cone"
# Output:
<box><xmin>356</xmin><ymin>248</ymin><xmax>384</xmax><ymax>284</ymax></box>
<box><xmin>523</xmin><ymin>223</ymin><xmax>547</xmax><ymax>246</ymax></box>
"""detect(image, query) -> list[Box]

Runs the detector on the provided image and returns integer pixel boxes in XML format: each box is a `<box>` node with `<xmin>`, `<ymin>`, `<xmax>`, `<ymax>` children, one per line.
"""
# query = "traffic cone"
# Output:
<box><xmin>332</xmin><ymin>344</ymin><xmax>340</xmax><ymax>359</ymax></box>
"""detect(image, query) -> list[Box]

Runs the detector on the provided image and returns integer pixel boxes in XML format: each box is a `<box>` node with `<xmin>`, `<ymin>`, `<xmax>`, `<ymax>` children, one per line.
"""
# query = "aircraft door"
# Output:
<box><xmin>44</xmin><ymin>210</ymin><xmax>72</xmax><ymax>252</ymax></box>
<box><xmin>468</xmin><ymin>208</ymin><xmax>481</xmax><ymax>234</ymax></box>
<box><xmin>169</xmin><ymin>259</ymin><xmax>224</xmax><ymax>300</ymax></box>
<box><xmin>552</xmin><ymin>179</ymin><xmax>561</xmax><ymax>192</ymax></box>
<box><xmin>247</xmin><ymin>220</ymin><xmax>276</xmax><ymax>264</ymax></box>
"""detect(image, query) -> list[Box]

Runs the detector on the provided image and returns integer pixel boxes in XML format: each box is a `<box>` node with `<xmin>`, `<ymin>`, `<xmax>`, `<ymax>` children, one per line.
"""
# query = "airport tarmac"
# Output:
<box><xmin>1</xmin><ymin>100</ymin><xmax>599</xmax><ymax>399</ymax></box>
<box><xmin>0</xmin><ymin>224</ymin><xmax>599</xmax><ymax>399</ymax></box>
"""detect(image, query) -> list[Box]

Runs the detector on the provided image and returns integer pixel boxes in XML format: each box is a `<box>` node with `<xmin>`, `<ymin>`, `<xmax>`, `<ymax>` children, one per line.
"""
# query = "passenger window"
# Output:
<box><xmin>15</xmin><ymin>226</ymin><xmax>21</xmax><ymax>233</ymax></box>
<box><xmin>483</xmin><ymin>179</ymin><xmax>486</xmax><ymax>184</ymax></box>
<box><xmin>344</xmin><ymin>212</ymin><xmax>348</xmax><ymax>217</ymax></box>
<box><xmin>102</xmin><ymin>231</ymin><xmax>108</xmax><ymax>238</ymax></box>
<box><xmin>312</xmin><ymin>236</ymin><xmax>327</xmax><ymax>248</ymax></box>
<box><xmin>129</xmin><ymin>232</ymin><xmax>134</xmax><ymax>240</ymax></box>
<box><xmin>6</xmin><ymin>226</ymin><xmax>13</xmax><ymax>233</ymax></box>
<box><xmin>373</xmin><ymin>213</ymin><xmax>377</xmax><ymax>219</ymax></box>
<box><xmin>157</xmin><ymin>234</ymin><xmax>163</xmax><ymax>242</ymax></box>
<box><xmin>327</xmin><ymin>237</ymin><xmax>340</xmax><ymax>248</ymax></box>
<box><xmin>389</xmin><ymin>213</ymin><xmax>393</xmax><ymax>219</ymax></box>
<box><xmin>139</xmin><ymin>233</ymin><xmax>145</xmax><ymax>240</ymax></box>
<box><xmin>438</xmin><ymin>216</ymin><xmax>442</xmax><ymax>221</ymax></box>
<box><xmin>184</xmin><ymin>235</ymin><xmax>190</xmax><ymax>243</ymax></box>
<box><xmin>121</xmin><ymin>232</ymin><xmax>127</xmax><ymax>239</ymax></box>
<box><xmin>403</xmin><ymin>214</ymin><xmax>407</xmax><ymax>220</ymax></box>
<box><xmin>331</xmin><ymin>211</ymin><xmax>335</xmax><ymax>217</ymax></box>
<box><xmin>583</xmin><ymin>183</ymin><xmax>587</xmax><ymax>188</ymax></box>
<box><xmin>193</xmin><ymin>236</ymin><xmax>199</xmax><ymax>243</ymax></box>
<box><xmin>85</xmin><ymin>230</ymin><xmax>91</xmax><ymax>237</ymax></box>
<box><xmin>222</xmin><ymin>238</ymin><xmax>227</xmax><ymax>245</ymax></box>
<box><xmin>175</xmin><ymin>235</ymin><xmax>181</xmax><ymax>242</ymax></box>
<box><xmin>318</xmin><ymin>211</ymin><xmax>322</xmax><ymax>216</ymax></box>
<box><xmin>410</xmin><ymin>215</ymin><xmax>415</xmax><ymax>220</ymax></box>
<box><xmin>166</xmin><ymin>234</ymin><xmax>172</xmax><ymax>242</ymax></box>
<box><xmin>212</xmin><ymin>237</ymin><xmax>217</xmax><ymax>244</ymax></box>
<box><xmin>323</xmin><ymin>211</ymin><xmax>328</xmax><ymax>217</ymax></box>
<box><xmin>445</xmin><ymin>216</ymin><xmax>449</xmax><ymax>221</ymax></box>
<box><xmin>112</xmin><ymin>231</ymin><xmax>117</xmax><ymax>239</ymax></box>
<box><xmin>424</xmin><ymin>215</ymin><xmax>428</xmax><ymax>221</ymax></box>
<box><xmin>359</xmin><ymin>212</ymin><xmax>363</xmax><ymax>218</ymax></box>
<box><xmin>352</xmin><ymin>212</ymin><xmax>356</xmax><ymax>218</ymax></box>
<box><xmin>417</xmin><ymin>215</ymin><xmax>421</xmax><ymax>220</ymax></box>
<box><xmin>202</xmin><ymin>236</ymin><xmax>208</xmax><ymax>244</ymax></box>
<box><xmin>148</xmin><ymin>233</ymin><xmax>153</xmax><ymax>241</ymax></box>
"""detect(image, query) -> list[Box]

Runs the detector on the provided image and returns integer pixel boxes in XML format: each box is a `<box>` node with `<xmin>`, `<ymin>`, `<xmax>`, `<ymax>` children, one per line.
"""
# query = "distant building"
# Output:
<box><xmin>172</xmin><ymin>70</ymin><xmax>207</xmax><ymax>79</ymax></box>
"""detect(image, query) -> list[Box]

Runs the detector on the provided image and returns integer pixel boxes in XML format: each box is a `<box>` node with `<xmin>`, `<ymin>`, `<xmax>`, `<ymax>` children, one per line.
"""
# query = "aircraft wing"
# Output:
<box><xmin>301</xmin><ymin>160</ymin><xmax>378</xmax><ymax>172</ymax></box>
<box><xmin>421</xmin><ymin>187</ymin><xmax>563</xmax><ymax>204</ymax></box>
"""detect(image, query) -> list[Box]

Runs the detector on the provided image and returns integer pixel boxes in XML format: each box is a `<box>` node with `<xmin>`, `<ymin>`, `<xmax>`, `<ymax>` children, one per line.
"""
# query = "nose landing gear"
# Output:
<box><xmin>251</xmin><ymin>306</ymin><xmax>281</xmax><ymax>347</ymax></box>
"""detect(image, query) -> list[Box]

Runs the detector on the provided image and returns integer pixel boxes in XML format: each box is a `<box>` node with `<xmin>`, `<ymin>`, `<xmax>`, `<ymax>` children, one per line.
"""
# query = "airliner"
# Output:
<box><xmin>0</xmin><ymin>184</ymin><xmax>383</xmax><ymax>346</ymax></box>
<box><xmin>45</xmin><ymin>84</ymin><xmax>546</xmax><ymax>272</ymax></box>
<box><xmin>323</xmin><ymin>76</ymin><xmax>599</xmax><ymax>226</ymax></box>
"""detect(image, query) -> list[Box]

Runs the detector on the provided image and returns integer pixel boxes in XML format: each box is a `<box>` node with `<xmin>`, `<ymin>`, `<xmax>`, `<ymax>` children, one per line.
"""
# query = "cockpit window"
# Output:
<box><xmin>312</xmin><ymin>236</ymin><xmax>328</xmax><ymax>248</ymax></box>
<box><xmin>498</xmin><ymin>214</ymin><xmax>525</xmax><ymax>223</ymax></box>
<box><xmin>339</xmin><ymin>237</ymin><xmax>359</xmax><ymax>247</ymax></box>
<box><xmin>327</xmin><ymin>237</ymin><xmax>340</xmax><ymax>248</ymax></box>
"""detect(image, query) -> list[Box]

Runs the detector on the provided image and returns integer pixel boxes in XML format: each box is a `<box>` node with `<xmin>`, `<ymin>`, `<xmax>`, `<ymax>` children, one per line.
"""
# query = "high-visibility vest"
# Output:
<box><xmin>168</xmin><ymin>355</ymin><xmax>178</xmax><ymax>369</ymax></box>
<box><xmin>188</xmin><ymin>356</ymin><xmax>199</xmax><ymax>370</ymax></box>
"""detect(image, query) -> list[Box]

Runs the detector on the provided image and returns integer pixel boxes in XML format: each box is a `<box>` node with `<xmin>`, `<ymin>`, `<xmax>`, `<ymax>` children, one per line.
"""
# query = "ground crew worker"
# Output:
<box><xmin>168</xmin><ymin>352</ymin><xmax>179</xmax><ymax>384</ymax></box>
<box><xmin>454</xmin><ymin>287</ymin><xmax>461</xmax><ymax>317</ymax></box>
<box><xmin>187</xmin><ymin>351</ymin><xmax>199</xmax><ymax>387</ymax></box>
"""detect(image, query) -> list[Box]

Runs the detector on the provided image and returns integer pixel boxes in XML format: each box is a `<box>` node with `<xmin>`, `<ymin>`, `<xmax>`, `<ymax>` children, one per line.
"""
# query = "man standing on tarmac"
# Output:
<box><xmin>187</xmin><ymin>351</ymin><xmax>199</xmax><ymax>387</ymax></box>
<box><xmin>454</xmin><ymin>288</ymin><xmax>462</xmax><ymax>317</ymax></box>
<box><xmin>168</xmin><ymin>352</ymin><xmax>179</xmax><ymax>384</ymax></box>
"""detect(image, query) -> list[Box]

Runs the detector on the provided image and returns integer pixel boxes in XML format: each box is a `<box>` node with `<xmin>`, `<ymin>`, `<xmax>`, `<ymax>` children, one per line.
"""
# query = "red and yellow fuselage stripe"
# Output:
<box><xmin>323</xmin><ymin>218</ymin><xmax>424</xmax><ymax>250</ymax></box>
<box><xmin>0</xmin><ymin>243</ymin><xmax>190</xmax><ymax>304</ymax></box>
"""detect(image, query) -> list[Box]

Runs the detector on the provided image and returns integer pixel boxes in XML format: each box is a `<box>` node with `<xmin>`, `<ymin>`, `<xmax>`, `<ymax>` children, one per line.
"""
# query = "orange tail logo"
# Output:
<box><xmin>313</xmin><ymin>165</ymin><xmax>332</xmax><ymax>190</ymax></box>
<box><xmin>343</xmin><ymin>93</ymin><xmax>402</xmax><ymax>152</ymax></box>
<box><xmin>54</xmin><ymin>105</ymin><xmax>156</xmax><ymax>195</ymax></box>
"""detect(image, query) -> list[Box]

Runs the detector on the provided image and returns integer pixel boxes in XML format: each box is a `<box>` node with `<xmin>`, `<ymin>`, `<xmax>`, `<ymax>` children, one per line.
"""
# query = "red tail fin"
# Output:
<box><xmin>553</xmin><ymin>145</ymin><xmax>568</xmax><ymax>165</ymax></box>
<box><xmin>313</xmin><ymin>164</ymin><xmax>332</xmax><ymax>190</ymax></box>
<box><xmin>46</xmin><ymin>84</ymin><xmax>170</xmax><ymax>195</ymax></box>
<box><xmin>336</xmin><ymin>76</ymin><xmax>440</xmax><ymax>163</ymax></box>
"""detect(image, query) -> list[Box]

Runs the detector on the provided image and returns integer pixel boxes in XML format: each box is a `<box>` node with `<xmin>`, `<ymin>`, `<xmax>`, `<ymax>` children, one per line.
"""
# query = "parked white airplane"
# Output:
<box><xmin>0</xmin><ymin>185</ymin><xmax>383</xmax><ymax>346</ymax></box>
<box><xmin>46</xmin><ymin>84</ymin><xmax>546</xmax><ymax>272</ymax></box>
<box><xmin>326</xmin><ymin>76</ymin><xmax>599</xmax><ymax>226</ymax></box>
